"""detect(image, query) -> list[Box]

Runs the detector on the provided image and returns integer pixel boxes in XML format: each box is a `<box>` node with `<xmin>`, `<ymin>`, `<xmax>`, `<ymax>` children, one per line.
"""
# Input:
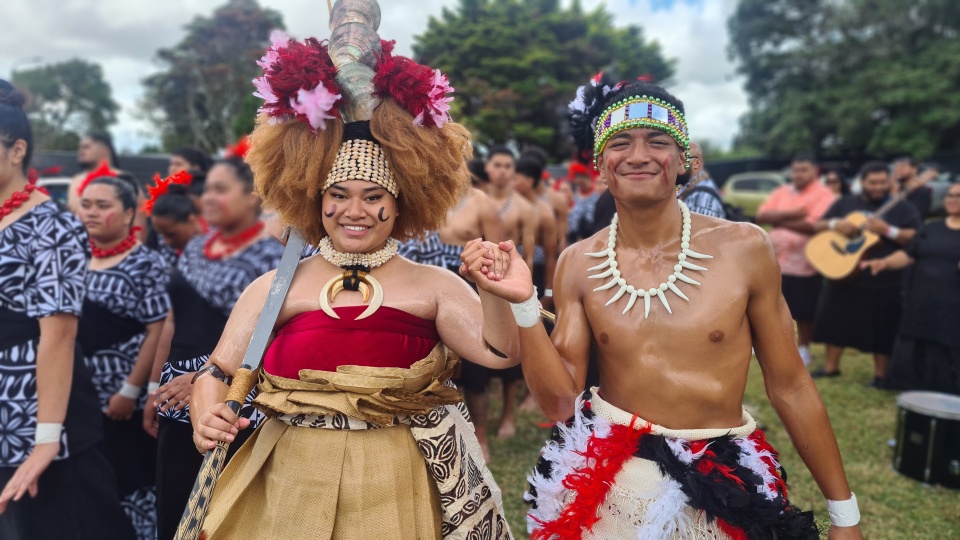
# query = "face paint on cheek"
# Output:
<box><xmin>378</xmin><ymin>207</ymin><xmax>389</xmax><ymax>222</ymax></box>
<box><xmin>104</xmin><ymin>213</ymin><xmax>115</xmax><ymax>228</ymax></box>
<box><xmin>660</xmin><ymin>156</ymin><xmax>672</xmax><ymax>185</ymax></box>
<box><xmin>324</xmin><ymin>204</ymin><xmax>337</xmax><ymax>218</ymax></box>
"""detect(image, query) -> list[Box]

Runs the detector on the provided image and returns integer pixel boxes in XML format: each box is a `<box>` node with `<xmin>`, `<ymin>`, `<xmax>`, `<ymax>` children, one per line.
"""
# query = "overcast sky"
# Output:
<box><xmin>0</xmin><ymin>0</ymin><xmax>746</xmax><ymax>154</ymax></box>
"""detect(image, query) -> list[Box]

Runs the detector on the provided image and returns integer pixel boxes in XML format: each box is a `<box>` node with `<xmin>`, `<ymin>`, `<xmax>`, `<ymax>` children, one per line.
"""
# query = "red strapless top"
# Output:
<box><xmin>262</xmin><ymin>306</ymin><xmax>441</xmax><ymax>380</ymax></box>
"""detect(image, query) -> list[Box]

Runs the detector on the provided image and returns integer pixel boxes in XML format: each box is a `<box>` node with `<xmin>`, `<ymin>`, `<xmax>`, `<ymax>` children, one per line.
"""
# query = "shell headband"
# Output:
<box><xmin>594</xmin><ymin>96</ymin><xmax>690</xmax><ymax>167</ymax></box>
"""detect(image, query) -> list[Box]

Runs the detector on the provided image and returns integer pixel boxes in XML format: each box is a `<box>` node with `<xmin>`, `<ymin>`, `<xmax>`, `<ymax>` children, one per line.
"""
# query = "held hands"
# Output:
<box><xmin>105</xmin><ymin>392</ymin><xmax>137</xmax><ymax>421</ymax></box>
<box><xmin>0</xmin><ymin>441</ymin><xmax>60</xmax><ymax>514</ymax></box>
<box><xmin>155</xmin><ymin>372</ymin><xmax>195</xmax><ymax>413</ymax></box>
<box><xmin>459</xmin><ymin>239</ymin><xmax>535</xmax><ymax>303</ymax></box>
<box><xmin>193</xmin><ymin>403</ymin><xmax>250</xmax><ymax>454</ymax></box>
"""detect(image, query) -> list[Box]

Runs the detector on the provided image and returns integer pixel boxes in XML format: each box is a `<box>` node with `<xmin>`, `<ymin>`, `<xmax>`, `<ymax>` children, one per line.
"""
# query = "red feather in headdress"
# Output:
<box><xmin>373</xmin><ymin>40</ymin><xmax>454</xmax><ymax>128</ymax></box>
<box><xmin>225</xmin><ymin>136</ymin><xmax>251</xmax><ymax>160</ymax></box>
<box><xmin>77</xmin><ymin>161</ymin><xmax>117</xmax><ymax>196</ymax></box>
<box><xmin>142</xmin><ymin>171</ymin><xmax>192</xmax><ymax>216</ymax></box>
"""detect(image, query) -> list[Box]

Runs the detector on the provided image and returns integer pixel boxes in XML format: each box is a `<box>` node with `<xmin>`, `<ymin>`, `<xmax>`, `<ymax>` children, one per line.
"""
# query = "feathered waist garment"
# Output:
<box><xmin>525</xmin><ymin>388</ymin><xmax>819</xmax><ymax>540</ymax></box>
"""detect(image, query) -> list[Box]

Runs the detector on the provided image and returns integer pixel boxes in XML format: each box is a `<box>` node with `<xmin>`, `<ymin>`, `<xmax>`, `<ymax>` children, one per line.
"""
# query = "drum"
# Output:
<box><xmin>894</xmin><ymin>392</ymin><xmax>960</xmax><ymax>489</ymax></box>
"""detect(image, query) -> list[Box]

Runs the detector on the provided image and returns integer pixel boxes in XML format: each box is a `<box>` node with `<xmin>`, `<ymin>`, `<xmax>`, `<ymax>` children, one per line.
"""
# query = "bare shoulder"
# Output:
<box><xmin>513</xmin><ymin>193</ymin><xmax>535</xmax><ymax>212</ymax></box>
<box><xmin>694</xmin><ymin>214</ymin><xmax>771</xmax><ymax>255</ymax></box>
<box><xmin>558</xmin><ymin>228</ymin><xmax>608</xmax><ymax>270</ymax></box>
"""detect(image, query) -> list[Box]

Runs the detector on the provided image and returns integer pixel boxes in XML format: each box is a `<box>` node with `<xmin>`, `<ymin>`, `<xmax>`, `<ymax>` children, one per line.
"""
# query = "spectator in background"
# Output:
<box><xmin>68</xmin><ymin>133</ymin><xmax>120</xmax><ymax>213</ymax></box>
<box><xmin>677</xmin><ymin>141</ymin><xmax>726</xmax><ymax>218</ymax></box>
<box><xmin>861</xmin><ymin>182</ymin><xmax>960</xmax><ymax>395</ymax></box>
<box><xmin>893</xmin><ymin>156</ymin><xmax>933</xmax><ymax>219</ymax></box>
<box><xmin>811</xmin><ymin>161</ymin><xmax>922</xmax><ymax>387</ymax></box>
<box><xmin>823</xmin><ymin>168</ymin><xmax>849</xmax><ymax>198</ymax></box>
<box><xmin>167</xmin><ymin>147</ymin><xmax>212</xmax><ymax>177</ymax></box>
<box><xmin>755</xmin><ymin>153</ymin><xmax>836</xmax><ymax>365</ymax></box>
<box><xmin>566</xmin><ymin>161</ymin><xmax>599</xmax><ymax>244</ymax></box>
<box><xmin>467</xmin><ymin>158</ymin><xmax>489</xmax><ymax>191</ymax></box>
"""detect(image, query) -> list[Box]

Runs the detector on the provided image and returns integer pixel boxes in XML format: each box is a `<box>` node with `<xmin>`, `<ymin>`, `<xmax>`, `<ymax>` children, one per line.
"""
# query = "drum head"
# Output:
<box><xmin>897</xmin><ymin>391</ymin><xmax>960</xmax><ymax>420</ymax></box>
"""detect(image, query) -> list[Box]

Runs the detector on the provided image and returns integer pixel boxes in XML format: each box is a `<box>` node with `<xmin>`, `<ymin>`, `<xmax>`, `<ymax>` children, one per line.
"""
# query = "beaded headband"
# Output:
<box><xmin>323</xmin><ymin>138</ymin><xmax>398</xmax><ymax>197</ymax></box>
<box><xmin>594</xmin><ymin>96</ymin><xmax>690</xmax><ymax>166</ymax></box>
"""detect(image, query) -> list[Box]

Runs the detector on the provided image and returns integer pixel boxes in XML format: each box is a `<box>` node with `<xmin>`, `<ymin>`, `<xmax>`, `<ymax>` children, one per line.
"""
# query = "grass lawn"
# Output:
<box><xmin>483</xmin><ymin>345</ymin><xmax>960</xmax><ymax>539</ymax></box>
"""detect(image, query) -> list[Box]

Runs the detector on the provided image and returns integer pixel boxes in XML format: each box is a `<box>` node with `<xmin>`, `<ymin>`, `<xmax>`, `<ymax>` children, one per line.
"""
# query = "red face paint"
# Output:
<box><xmin>104</xmin><ymin>212</ymin><xmax>115</xmax><ymax>229</ymax></box>
<box><xmin>660</xmin><ymin>156</ymin><xmax>672</xmax><ymax>185</ymax></box>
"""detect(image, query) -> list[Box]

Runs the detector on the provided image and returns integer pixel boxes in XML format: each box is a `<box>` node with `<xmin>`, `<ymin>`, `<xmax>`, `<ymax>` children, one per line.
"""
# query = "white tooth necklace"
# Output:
<box><xmin>585</xmin><ymin>200</ymin><xmax>712</xmax><ymax>318</ymax></box>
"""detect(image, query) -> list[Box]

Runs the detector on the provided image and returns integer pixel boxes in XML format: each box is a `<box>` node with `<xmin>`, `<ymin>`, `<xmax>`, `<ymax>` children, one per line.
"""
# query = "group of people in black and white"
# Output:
<box><xmin>0</xmin><ymin>80</ymin><xmax>284</xmax><ymax>540</ymax></box>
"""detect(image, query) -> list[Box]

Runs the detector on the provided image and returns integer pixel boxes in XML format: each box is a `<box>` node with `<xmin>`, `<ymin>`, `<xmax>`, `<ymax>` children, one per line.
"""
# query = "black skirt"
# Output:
<box><xmin>885</xmin><ymin>336</ymin><xmax>960</xmax><ymax>394</ymax></box>
<box><xmin>813</xmin><ymin>282</ymin><xmax>902</xmax><ymax>355</ymax></box>
<box><xmin>781</xmin><ymin>275</ymin><xmax>822</xmax><ymax>321</ymax></box>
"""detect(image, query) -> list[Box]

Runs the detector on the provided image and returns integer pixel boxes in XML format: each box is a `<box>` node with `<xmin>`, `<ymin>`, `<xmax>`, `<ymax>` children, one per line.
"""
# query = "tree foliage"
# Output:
<box><xmin>12</xmin><ymin>59</ymin><xmax>119</xmax><ymax>151</ymax></box>
<box><xmin>728</xmin><ymin>0</ymin><xmax>960</xmax><ymax>159</ymax></box>
<box><xmin>413</xmin><ymin>0</ymin><xmax>674</xmax><ymax>160</ymax></box>
<box><xmin>142</xmin><ymin>0</ymin><xmax>283</xmax><ymax>153</ymax></box>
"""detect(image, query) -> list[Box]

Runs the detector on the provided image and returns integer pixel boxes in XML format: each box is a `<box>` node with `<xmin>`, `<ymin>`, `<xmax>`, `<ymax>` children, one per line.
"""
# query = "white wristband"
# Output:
<box><xmin>35</xmin><ymin>423</ymin><xmax>62</xmax><ymax>445</ymax></box>
<box><xmin>147</xmin><ymin>381</ymin><xmax>161</xmax><ymax>395</ymax></box>
<box><xmin>543</xmin><ymin>289</ymin><xmax>553</xmax><ymax>298</ymax></box>
<box><xmin>829</xmin><ymin>218</ymin><xmax>838</xmax><ymax>230</ymax></box>
<box><xmin>510</xmin><ymin>288</ymin><xmax>540</xmax><ymax>328</ymax></box>
<box><xmin>826</xmin><ymin>492</ymin><xmax>860</xmax><ymax>527</ymax></box>
<box><xmin>887</xmin><ymin>225</ymin><xmax>901</xmax><ymax>240</ymax></box>
<box><xmin>119</xmin><ymin>382</ymin><xmax>142</xmax><ymax>399</ymax></box>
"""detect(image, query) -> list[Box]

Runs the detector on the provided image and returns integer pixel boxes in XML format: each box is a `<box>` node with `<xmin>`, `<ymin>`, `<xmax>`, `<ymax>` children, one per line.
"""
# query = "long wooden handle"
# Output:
<box><xmin>173</xmin><ymin>369</ymin><xmax>256</xmax><ymax>540</ymax></box>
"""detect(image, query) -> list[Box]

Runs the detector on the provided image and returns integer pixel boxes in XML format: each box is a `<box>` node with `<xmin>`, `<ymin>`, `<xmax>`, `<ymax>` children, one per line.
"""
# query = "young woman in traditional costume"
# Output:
<box><xmin>152</xmin><ymin>157</ymin><xmax>283</xmax><ymax>540</ymax></box>
<box><xmin>0</xmin><ymin>80</ymin><xmax>134</xmax><ymax>539</ymax></box>
<box><xmin>77</xmin><ymin>174</ymin><xmax>172</xmax><ymax>540</ymax></box>
<box><xmin>146</xmin><ymin>172</ymin><xmax>205</xmax><ymax>268</ymax></box>
<box><xmin>189</xmin><ymin>3</ymin><xmax>516</xmax><ymax>538</ymax></box>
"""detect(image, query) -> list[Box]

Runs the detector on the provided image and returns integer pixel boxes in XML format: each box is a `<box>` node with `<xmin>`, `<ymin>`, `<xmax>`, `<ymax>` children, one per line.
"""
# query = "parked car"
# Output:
<box><xmin>37</xmin><ymin>176</ymin><xmax>74</xmax><ymax>208</ymax></box>
<box><xmin>720</xmin><ymin>171</ymin><xmax>787</xmax><ymax>219</ymax></box>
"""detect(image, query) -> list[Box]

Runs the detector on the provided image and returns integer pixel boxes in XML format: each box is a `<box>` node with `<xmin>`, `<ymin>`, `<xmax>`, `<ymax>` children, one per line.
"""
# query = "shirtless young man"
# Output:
<box><xmin>484</xmin><ymin>146</ymin><xmax>537</xmax><ymax>439</ymax></box>
<box><xmin>514</xmin><ymin>157</ymin><xmax>558</xmax><ymax>310</ymax></box>
<box><xmin>462</xmin><ymin>80</ymin><xmax>862</xmax><ymax>538</ymax></box>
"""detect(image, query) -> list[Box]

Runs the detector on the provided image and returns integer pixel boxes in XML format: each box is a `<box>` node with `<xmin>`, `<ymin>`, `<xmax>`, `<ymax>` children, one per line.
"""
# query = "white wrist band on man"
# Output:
<box><xmin>35</xmin><ymin>423</ymin><xmax>62</xmax><ymax>445</ymax></box>
<box><xmin>119</xmin><ymin>382</ymin><xmax>142</xmax><ymax>399</ymax></box>
<box><xmin>829</xmin><ymin>218</ymin><xmax>838</xmax><ymax>231</ymax></box>
<box><xmin>826</xmin><ymin>492</ymin><xmax>860</xmax><ymax>527</ymax></box>
<box><xmin>543</xmin><ymin>289</ymin><xmax>553</xmax><ymax>298</ymax></box>
<box><xmin>510</xmin><ymin>288</ymin><xmax>540</xmax><ymax>328</ymax></box>
<box><xmin>147</xmin><ymin>381</ymin><xmax>161</xmax><ymax>395</ymax></box>
<box><xmin>887</xmin><ymin>225</ymin><xmax>901</xmax><ymax>240</ymax></box>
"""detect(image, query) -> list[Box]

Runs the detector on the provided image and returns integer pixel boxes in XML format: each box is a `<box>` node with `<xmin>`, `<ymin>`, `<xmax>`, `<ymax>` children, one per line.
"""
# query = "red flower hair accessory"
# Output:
<box><xmin>142</xmin><ymin>171</ymin><xmax>192</xmax><ymax>216</ymax></box>
<box><xmin>77</xmin><ymin>161</ymin><xmax>117</xmax><ymax>196</ymax></box>
<box><xmin>225</xmin><ymin>136</ymin><xmax>251</xmax><ymax>159</ymax></box>
<box><xmin>373</xmin><ymin>42</ymin><xmax>455</xmax><ymax>128</ymax></box>
<box><xmin>252</xmin><ymin>30</ymin><xmax>343</xmax><ymax>132</ymax></box>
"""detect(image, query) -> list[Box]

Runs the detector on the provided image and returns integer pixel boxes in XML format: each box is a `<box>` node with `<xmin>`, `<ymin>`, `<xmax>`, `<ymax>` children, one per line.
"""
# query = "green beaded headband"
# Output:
<box><xmin>594</xmin><ymin>96</ymin><xmax>690</xmax><ymax>167</ymax></box>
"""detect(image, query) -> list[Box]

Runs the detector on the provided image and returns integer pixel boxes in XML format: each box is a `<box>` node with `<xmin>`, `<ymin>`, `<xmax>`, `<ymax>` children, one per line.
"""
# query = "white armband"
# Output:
<box><xmin>826</xmin><ymin>492</ymin><xmax>860</xmax><ymax>527</ymax></box>
<box><xmin>510</xmin><ymin>288</ymin><xmax>540</xmax><ymax>328</ymax></box>
<box><xmin>147</xmin><ymin>381</ymin><xmax>161</xmax><ymax>395</ymax></box>
<box><xmin>119</xmin><ymin>382</ymin><xmax>142</xmax><ymax>400</ymax></box>
<box><xmin>543</xmin><ymin>289</ymin><xmax>553</xmax><ymax>298</ymax></box>
<box><xmin>35</xmin><ymin>423</ymin><xmax>62</xmax><ymax>445</ymax></box>
<box><xmin>887</xmin><ymin>225</ymin><xmax>901</xmax><ymax>240</ymax></box>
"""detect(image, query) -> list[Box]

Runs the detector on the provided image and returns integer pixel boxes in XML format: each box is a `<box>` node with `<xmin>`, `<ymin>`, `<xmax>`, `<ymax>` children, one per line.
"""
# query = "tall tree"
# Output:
<box><xmin>143</xmin><ymin>0</ymin><xmax>283</xmax><ymax>152</ymax></box>
<box><xmin>12</xmin><ymin>59</ymin><xmax>119</xmax><ymax>151</ymax></box>
<box><xmin>728</xmin><ymin>0</ymin><xmax>960</xmax><ymax>159</ymax></box>
<box><xmin>414</xmin><ymin>0</ymin><xmax>674</xmax><ymax>159</ymax></box>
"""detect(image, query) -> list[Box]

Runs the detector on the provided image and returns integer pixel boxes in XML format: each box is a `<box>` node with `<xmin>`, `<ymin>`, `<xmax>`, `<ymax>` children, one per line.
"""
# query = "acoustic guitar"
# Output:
<box><xmin>805</xmin><ymin>179</ymin><xmax>930</xmax><ymax>280</ymax></box>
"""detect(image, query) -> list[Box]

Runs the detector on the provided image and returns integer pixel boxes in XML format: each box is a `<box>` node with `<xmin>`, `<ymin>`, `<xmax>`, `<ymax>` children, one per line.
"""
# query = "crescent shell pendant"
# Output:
<box><xmin>318</xmin><ymin>273</ymin><xmax>382</xmax><ymax>320</ymax></box>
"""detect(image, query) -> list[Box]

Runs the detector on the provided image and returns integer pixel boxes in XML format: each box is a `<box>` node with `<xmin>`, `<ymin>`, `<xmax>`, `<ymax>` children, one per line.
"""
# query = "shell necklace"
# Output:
<box><xmin>586</xmin><ymin>200</ymin><xmax>712</xmax><ymax>318</ymax></box>
<box><xmin>317</xmin><ymin>236</ymin><xmax>399</xmax><ymax>320</ymax></box>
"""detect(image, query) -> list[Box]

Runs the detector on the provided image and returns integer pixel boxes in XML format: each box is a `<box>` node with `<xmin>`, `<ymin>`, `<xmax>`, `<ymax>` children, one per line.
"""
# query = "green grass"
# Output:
<box><xmin>484</xmin><ymin>346</ymin><xmax>960</xmax><ymax>539</ymax></box>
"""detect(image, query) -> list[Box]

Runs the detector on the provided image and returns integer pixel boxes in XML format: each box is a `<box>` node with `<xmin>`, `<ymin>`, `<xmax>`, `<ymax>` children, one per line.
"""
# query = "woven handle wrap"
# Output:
<box><xmin>173</xmin><ymin>440</ymin><xmax>230</xmax><ymax>540</ymax></box>
<box><xmin>225</xmin><ymin>368</ymin><xmax>257</xmax><ymax>404</ymax></box>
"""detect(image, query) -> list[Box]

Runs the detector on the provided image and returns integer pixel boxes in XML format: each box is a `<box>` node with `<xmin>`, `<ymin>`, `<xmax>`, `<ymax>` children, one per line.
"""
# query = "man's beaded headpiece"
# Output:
<box><xmin>594</xmin><ymin>96</ymin><xmax>689</xmax><ymax>165</ymax></box>
<box><xmin>250</xmin><ymin>0</ymin><xmax>455</xmax><ymax>198</ymax></box>
<box><xmin>568</xmin><ymin>73</ymin><xmax>690</xmax><ymax>169</ymax></box>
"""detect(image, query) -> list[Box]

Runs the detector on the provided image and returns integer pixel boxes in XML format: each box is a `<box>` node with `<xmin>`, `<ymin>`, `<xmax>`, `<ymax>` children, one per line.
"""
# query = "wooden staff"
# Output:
<box><xmin>173</xmin><ymin>228</ymin><xmax>307</xmax><ymax>540</ymax></box>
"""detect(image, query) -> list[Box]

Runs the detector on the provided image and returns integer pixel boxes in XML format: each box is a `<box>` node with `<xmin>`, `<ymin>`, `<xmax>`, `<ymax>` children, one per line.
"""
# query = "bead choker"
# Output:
<box><xmin>203</xmin><ymin>221</ymin><xmax>265</xmax><ymax>260</ymax></box>
<box><xmin>317</xmin><ymin>236</ymin><xmax>399</xmax><ymax>269</ymax></box>
<box><xmin>90</xmin><ymin>227</ymin><xmax>142</xmax><ymax>259</ymax></box>
<box><xmin>586</xmin><ymin>200</ymin><xmax>712</xmax><ymax>318</ymax></box>
<box><xmin>0</xmin><ymin>176</ymin><xmax>39</xmax><ymax>222</ymax></box>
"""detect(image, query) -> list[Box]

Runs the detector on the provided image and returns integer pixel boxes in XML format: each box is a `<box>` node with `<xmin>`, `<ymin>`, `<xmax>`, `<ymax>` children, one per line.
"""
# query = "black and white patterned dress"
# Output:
<box><xmin>0</xmin><ymin>201</ymin><xmax>92</xmax><ymax>468</ymax></box>
<box><xmin>81</xmin><ymin>245</ymin><xmax>171</xmax><ymax>540</ymax></box>
<box><xmin>158</xmin><ymin>234</ymin><xmax>284</xmax><ymax>425</ymax></box>
<box><xmin>399</xmin><ymin>231</ymin><xmax>463</xmax><ymax>273</ymax></box>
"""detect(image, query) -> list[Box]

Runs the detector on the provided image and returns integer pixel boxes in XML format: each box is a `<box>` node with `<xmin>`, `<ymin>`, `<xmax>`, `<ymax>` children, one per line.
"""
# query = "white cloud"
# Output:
<box><xmin>0</xmin><ymin>0</ymin><xmax>747</xmax><ymax>152</ymax></box>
